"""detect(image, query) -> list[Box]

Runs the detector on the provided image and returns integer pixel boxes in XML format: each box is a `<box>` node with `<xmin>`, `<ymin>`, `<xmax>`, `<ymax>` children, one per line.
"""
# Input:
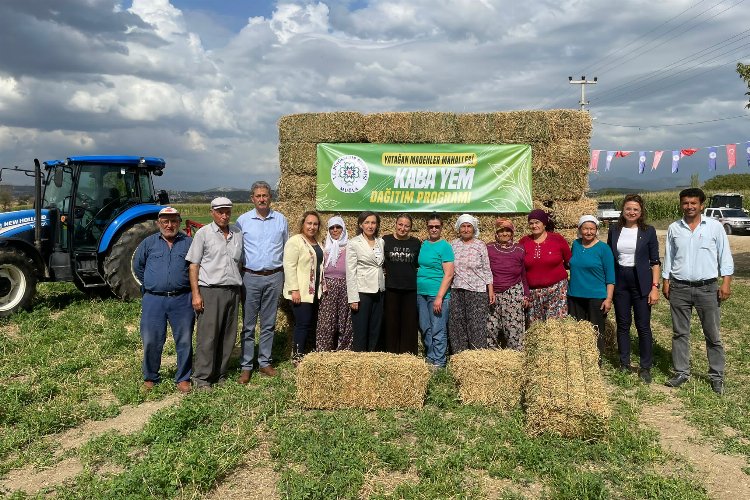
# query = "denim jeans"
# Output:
<box><xmin>417</xmin><ymin>294</ymin><xmax>450</xmax><ymax>367</ymax></box>
<box><xmin>140</xmin><ymin>292</ymin><xmax>194</xmax><ymax>383</ymax></box>
<box><xmin>669</xmin><ymin>280</ymin><xmax>724</xmax><ymax>382</ymax></box>
<box><xmin>240</xmin><ymin>272</ymin><xmax>283</xmax><ymax>370</ymax></box>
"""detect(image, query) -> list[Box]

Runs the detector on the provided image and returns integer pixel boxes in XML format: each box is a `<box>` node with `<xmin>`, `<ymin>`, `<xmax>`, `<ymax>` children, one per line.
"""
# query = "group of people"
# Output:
<box><xmin>136</xmin><ymin>185</ymin><xmax>734</xmax><ymax>395</ymax></box>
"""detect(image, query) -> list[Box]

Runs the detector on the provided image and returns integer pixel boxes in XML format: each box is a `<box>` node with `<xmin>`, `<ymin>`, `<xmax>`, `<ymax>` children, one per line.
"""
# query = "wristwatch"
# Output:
<box><xmin>652</xmin><ymin>282</ymin><xmax>660</xmax><ymax>289</ymax></box>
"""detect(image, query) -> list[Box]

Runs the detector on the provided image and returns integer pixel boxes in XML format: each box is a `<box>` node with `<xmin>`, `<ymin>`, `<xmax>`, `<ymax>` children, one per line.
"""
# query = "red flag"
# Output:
<box><xmin>615</xmin><ymin>151</ymin><xmax>631</xmax><ymax>158</ymax></box>
<box><xmin>727</xmin><ymin>144</ymin><xmax>737</xmax><ymax>169</ymax></box>
<box><xmin>680</xmin><ymin>148</ymin><xmax>698</xmax><ymax>157</ymax></box>
<box><xmin>652</xmin><ymin>150</ymin><xmax>664</xmax><ymax>170</ymax></box>
<box><xmin>589</xmin><ymin>150</ymin><xmax>601</xmax><ymax>172</ymax></box>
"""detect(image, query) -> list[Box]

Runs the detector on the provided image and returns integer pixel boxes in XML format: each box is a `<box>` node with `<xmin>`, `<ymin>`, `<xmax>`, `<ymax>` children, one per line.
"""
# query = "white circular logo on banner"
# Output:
<box><xmin>746</xmin><ymin>146</ymin><xmax>750</xmax><ymax>154</ymax></box>
<box><xmin>672</xmin><ymin>154</ymin><xmax>680</xmax><ymax>161</ymax></box>
<box><xmin>639</xmin><ymin>155</ymin><xmax>646</xmax><ymax>162</ymax></box>
<box><xmin>709</xmin><ymin>151</ymin><xmax>717</xmax><ymax>159</ymax></box>
<box><xmin>331</xmin><ymin>155</ymin><xmax>369</xmax><ymax>193</ymax></box>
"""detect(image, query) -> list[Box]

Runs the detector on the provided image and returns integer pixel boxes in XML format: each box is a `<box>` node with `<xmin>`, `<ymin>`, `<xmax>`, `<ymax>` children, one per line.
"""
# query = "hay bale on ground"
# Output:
<box><xmin>278</xmin><ymin>112</ymin><xmax>366</xmax><ymax>143</ymax></box>
<box><xmin>279</xmin><ymin>142</ymin><xmax>318</xmax><ymax>176</ymax></box>
<box><xmin>552</xmin><ymin>197</ymin><xmax>598</xmax><ymax>229</ymax></box>
<box><xmin>296</xmin><ymin>352</ymin><xmax>430</xmax><ymax>409</ymax></box>
<box><xmin>449</xmin><ymin>349</ymin><xmax>524</xmax><ymax>411</ymax></box>
<box><xmin>523</xmin><ymin>318</ymin><xmax>611</xmax><ymax>438</ymax></box>
<box><xmin>603</xmin><ymin>318</ymin><xmax>617</xmax><ymax>355</ymax></box>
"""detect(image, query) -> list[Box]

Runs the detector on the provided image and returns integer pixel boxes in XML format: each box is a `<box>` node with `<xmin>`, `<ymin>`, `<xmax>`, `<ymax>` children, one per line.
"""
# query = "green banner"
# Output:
<box><xmin>316</xmin><ymin>143</ymin><xmax>532</xmax><ymax>213</ymax></box>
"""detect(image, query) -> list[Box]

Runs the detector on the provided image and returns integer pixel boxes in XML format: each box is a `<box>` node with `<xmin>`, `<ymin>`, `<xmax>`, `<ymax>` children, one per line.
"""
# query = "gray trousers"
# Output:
<box><xmin>193</xmin><ymin>286</ymin><xmax>240</xmax><ymax>386</ymax></box>
<box><xmin>669</xmin><ymin>281</ymin><xmax>725</xmax><ymax>382</ymax></box>
<box><xmin>240</xmin><ymin>272</ymin><xmax>283</xmax><ymax>370</ymax></box>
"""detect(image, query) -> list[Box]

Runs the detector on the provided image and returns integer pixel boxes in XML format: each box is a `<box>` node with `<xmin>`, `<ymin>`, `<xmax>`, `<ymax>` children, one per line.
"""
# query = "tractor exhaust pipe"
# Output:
<box><xmin>33</xmin><ymin>158</ymin><xmax>42</xmax><ymax>253</ymax></box>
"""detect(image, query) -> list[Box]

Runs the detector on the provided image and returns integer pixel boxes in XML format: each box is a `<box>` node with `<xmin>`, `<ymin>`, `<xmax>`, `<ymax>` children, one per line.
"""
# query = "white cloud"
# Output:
<box><xmin>269</xmin><ymin>3</ymin><xmax>330</xmax><ymax>44</ymax></box>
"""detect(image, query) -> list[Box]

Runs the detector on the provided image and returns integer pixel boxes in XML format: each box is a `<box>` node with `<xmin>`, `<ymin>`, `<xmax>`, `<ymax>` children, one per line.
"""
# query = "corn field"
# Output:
<box><xmin>594</xmin><ymin>189</ymin><xmax>750</xmax><ymax>222</ymax></box>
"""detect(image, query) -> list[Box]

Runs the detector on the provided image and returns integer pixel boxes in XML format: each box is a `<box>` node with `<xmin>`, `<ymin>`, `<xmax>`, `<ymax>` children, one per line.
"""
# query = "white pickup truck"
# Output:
<box><xmin>596</xmin><ymin>200</ymin><xmax>620</xmax><ymax>223</ymax></box>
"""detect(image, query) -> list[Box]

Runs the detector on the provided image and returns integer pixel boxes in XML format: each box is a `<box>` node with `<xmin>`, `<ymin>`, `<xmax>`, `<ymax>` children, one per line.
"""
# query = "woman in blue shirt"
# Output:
<box><xmin>568</xmin><ymin>215</ymin><xmax>615</xmax><ymax>359</ymax></box>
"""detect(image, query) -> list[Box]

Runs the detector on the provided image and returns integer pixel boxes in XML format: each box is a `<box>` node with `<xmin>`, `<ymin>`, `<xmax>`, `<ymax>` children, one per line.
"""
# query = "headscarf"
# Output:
<box><xmin>324</xmin><ymin>216</ymin><xmax>348</xmax><ymax>267</ymax></box>
<box><xmin>455</xmin><ymin>213</ymin><xmax>480</xmax><ymax>238</ymax></box>
<box><xmin>577</xmin><ymin>215</ymin><xmax>600</xmax><ymax>237</ymax></box>
<box><xmin>527</xmin><ymin>209</ymin><xmax>550</xmax><ymax>226</ymax></box>
<box><xmin>494</xmin><ymin>217</ymin><xmax>515</xmax><ymax>243</ymax></box>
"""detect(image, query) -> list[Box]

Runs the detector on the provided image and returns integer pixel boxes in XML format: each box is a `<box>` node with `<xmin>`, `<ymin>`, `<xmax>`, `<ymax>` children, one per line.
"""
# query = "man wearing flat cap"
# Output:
<box><xmin>186</xmin><ymin>197</ymin><xmax>244</xmax><ymax>389</ymax></box>
<box><xmin>134</xmin><ymin>206</ymin><xmax>194</xmax><ymax>393</ymax></box>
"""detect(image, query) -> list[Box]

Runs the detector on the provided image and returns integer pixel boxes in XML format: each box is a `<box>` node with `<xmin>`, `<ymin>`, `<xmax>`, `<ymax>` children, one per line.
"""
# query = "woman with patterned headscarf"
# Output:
<box><xmin>315</xmin><ymin>215</ymin><xmax>353</xmax><ymax>351</ymax></box>
<box><xmin>449</xmin><ymin>214</ymin><xmax>494</xmax><ymax>354</ymax></box>
<box><xmin>486</xmin><ymin>218</ymin><xmax>530</xmax><ymax>350</ymax></box>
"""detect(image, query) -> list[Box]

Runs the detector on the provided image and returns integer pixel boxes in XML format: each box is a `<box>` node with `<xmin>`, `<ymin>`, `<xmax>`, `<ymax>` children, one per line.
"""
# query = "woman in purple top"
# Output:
<box><xmin>315</xmin><ymin>216</ymin><xmax>353</xmax><ymax>351</ymax></box>
<box><xmin>486</xmin><ymin>218</ymin><xmax>530</xmax><ymax>350</ymax></box>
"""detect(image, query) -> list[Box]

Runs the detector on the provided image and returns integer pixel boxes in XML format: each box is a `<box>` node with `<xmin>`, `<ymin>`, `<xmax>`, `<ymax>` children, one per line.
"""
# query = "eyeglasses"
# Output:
<box><xmin>427</xmin><ymin>225</ymin><xmax>441</xmax><ymax>229</ymax></box>
<box><xmin>330</xmin><ymin>225</ymin><xmax>343</xmax><ymax>230</ymax></box>
<box><xmin>159</xmin><ymin>219</ymin><xmax>180</xmax><ymax>226</ymax></box>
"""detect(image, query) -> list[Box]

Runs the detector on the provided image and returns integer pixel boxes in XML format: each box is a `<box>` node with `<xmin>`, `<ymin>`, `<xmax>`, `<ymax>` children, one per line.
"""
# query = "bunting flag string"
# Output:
<box><xmin>589</xmin><ymin>140</ymin><xmax>748</xmax><ymax>174</ymax></box>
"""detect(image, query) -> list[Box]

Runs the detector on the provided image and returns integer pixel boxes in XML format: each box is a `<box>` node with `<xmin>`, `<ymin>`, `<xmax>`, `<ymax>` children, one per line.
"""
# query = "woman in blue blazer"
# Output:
<box><xmin>607</xmin><ymin>194</ymin><xmax>661</xmax><ymax>383</ymax></box>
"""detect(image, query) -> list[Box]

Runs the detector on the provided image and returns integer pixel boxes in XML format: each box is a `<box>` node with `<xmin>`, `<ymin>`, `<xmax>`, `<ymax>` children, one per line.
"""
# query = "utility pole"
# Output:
<box><xmin>568</xmin><ymin>76</ymin><xmax>597</xmax><ymax>111</ymax></box>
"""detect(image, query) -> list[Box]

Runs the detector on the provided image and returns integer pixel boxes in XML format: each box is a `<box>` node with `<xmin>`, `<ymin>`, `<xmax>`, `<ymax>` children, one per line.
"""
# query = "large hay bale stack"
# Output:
<box><xmin>278</xmin><ymin>112</ymin><xmax>366</xmax><ymax>143</ymax></box>
<box><xmin>449</xmin><ymin>349</ymin><xmax>524</xmax><ymax>411</ymax></box>
<box><xmin>296</xmin><ymin>352</ymin><xmax>431</xmax><ymax>409</ymax></box>
<box><xmin>523</xmin><ymin>318</ymin><xmax>611</xmax><ymax>438</ymax></box>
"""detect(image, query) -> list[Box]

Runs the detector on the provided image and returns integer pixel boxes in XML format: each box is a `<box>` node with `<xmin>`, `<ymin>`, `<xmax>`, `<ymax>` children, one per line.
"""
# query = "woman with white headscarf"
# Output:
<box><xmin>449</xmin><ymin>214</ymin><xmax>494</xmax><ymax>354</ymax></box>
<box><xmin>568</xmin><ymin>215</ymin><xmax>615</xmax><ymax>358</ymax></box>
<box><xmin>315</xmin><ymin>215</ymin><xmax>353</xmax><ymax>351</ymax></box>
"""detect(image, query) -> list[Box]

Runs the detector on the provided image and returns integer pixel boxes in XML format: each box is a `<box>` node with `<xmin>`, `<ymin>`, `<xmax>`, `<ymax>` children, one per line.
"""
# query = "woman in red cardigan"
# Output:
<box><xmin>518</xmin><ymin>209</ymin><xmax>571</xmax><ymax>325</ymax></box>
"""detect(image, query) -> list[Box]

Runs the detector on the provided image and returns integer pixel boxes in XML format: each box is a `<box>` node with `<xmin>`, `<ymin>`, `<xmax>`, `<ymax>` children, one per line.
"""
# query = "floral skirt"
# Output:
<box><xmin>526</xmin><ymin>279</ymin><xmax>568</xmax><ymax>326</ymax></box>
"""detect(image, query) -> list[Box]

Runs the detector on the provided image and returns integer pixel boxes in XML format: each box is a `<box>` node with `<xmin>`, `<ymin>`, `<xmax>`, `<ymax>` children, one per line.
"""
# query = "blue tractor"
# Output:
<box><xmin>0</xmin><ymin>156</ymin><xmax>170</xmax><ymax>316</ymax></box>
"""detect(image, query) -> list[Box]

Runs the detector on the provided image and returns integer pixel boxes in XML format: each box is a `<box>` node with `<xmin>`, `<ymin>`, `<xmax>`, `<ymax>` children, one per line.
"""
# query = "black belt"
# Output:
<box><xmin>671</xmin><ymin>277</ymin><xmax>717</xmax><ymax>287</ymax></box>
<box><xmin>147</xmin><ymin>289</ymin><xmax>191</xmax><ymax>297</ymax></box>
<box><xmin>244</xmin><ymin>267</ymin><xmax>283</xmax><ymax>276</ymax></box>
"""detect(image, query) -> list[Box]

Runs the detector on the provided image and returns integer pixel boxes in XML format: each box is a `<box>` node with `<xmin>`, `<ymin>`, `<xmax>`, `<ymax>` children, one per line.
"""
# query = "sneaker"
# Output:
<box><xmin>665</xmin><ymin>374</ymin><xmax>689</xmax><ymax>388</ymax></box>
<box><xmin>710</xmin><ymin>379</ymin><xmax>724</xmax><ymax>395</ymax></box>
<box><xmin>638</xmin><ymin>369</ymin><xmax>652</xmax><ymax>384</ymax></box>
<box><xmin>619</xmin><ymin>365</ymin><xmax>632</xmax><ymax>374</ymax></box>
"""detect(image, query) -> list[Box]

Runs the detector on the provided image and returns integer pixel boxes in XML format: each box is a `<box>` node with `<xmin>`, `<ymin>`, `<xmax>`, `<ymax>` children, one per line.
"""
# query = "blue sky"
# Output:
<box><xmin>0</xmin><ymin>0</ymin><xmax>747</xmax><ymax>191</ymax></box>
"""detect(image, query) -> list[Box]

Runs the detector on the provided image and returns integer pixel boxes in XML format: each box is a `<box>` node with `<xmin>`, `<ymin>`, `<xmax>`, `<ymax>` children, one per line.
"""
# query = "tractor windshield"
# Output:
<box><xmin>42</xmin><ymin>166</ymin><xmax>74</xmax><ymax>211</ymax></box>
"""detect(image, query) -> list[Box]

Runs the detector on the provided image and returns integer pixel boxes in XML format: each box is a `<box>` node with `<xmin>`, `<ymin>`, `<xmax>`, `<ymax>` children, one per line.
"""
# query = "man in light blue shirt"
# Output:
<box><xmin>235</xmin><ymin>181</ymin><xmax>288</xmax><ymax>382</ymax></box>
<box><xmin>662</xmin><ymin>188</ymin><xmax>733</xmax><ymax>394</ymax></box>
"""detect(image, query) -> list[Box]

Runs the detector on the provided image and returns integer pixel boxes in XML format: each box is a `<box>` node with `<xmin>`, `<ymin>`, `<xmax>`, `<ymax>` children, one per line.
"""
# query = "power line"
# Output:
<box><xmin>590</xmin><ymin>27</ymin><xmax>750</xmax><ymax>103</ymax></box>
<box><xmin>577</xmin><ymin>0</ymin><xmax>710</xmax><ymax>76</ymax></box>
<box><xmin>595</xmin><ymin>113</ymin><xmax>750</xmax><ymax>128</ymax></box>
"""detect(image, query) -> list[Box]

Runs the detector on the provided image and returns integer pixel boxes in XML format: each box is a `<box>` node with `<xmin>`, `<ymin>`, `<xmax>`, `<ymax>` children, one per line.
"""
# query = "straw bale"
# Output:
<box><xmin>456</xmin><ymin>113</ymin><xmax>503</xmax><ymax>143</ymax></box>
<box><xmin>449</xmin><ymin>349</ymin><xmax>524</xmax><ymax>410</ymax></box>
<box><xmin>295</xmin><ymin>351</ymin><xmax>431</xmax><ymax>409</ymax></box>
<box><xmin>277</xmin><ymin>174</ymin><xmax>316</xmax><ymax>201</ymax></box>
<box><xmin>603</xmin><ymin>318</ymin><xmax>617</xmax><ymax>355</ymax></box>
<box><xmin>279</xmin><ymin>142</ymin><xmax>318</xmax><ymax>176</ymax></box>
<box><xmin>363</xmin><ymin>112</ymin><xmax>458</xmax><ymax>143</ymax></box>
<box><xmin>493</xmin><ymin>111</ymin><xmax>554</xmax><ymax>144</ymax></box>
<box><xmin>278</xmin><ymin>112</ymin><xmax>366</xmax><ymax>143</ymax></box>
<box><xmin>552</xmin><ymin>197</ymin><xmax>598</xmax><ymax>229</ymax></box>
<box><xmin>547</xmin><ymin>109</ymin><xmax>593</xmax><ymax>140</ymax></box>
<box><xmin>523</xmin><ymin>318</ymin><xmax>611</xmax><ymax>438</ymax></box>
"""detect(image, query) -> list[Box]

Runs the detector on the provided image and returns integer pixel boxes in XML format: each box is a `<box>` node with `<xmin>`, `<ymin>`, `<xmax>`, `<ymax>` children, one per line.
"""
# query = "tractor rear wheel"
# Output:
<box><xmin>103</xmin><ymin>221</ymin><xmax>158</xmax><ymax>300</ymax></box>
<box><xmin>0</xmin><ymin>248</ymin><xmax>38</xmax><ymax>317</ymax></box>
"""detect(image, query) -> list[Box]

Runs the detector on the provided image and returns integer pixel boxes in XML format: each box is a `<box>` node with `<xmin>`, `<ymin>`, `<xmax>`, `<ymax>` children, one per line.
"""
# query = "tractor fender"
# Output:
<box><xmin>98</xmin><ymin>204</ymin><xmax>162</xmax><ymax>253</ymax></box>
<box><xmin>0</xmin><ymin>238</ymin><xmax>45</xmax><ymax>278</ymax></box>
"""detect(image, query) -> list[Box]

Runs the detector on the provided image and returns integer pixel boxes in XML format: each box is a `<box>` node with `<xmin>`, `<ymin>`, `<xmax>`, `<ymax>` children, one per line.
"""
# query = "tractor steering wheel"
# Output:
<box><xmin>80</xmin><ymin>194</ymin><xmax>131</xmax><ymax>238</ymax></box>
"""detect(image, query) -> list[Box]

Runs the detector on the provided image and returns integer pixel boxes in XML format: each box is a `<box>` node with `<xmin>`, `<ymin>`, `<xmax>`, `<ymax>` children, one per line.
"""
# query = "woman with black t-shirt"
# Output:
<box><xmin>382</xmin><ymin>214</ymin><xmax>421</xmax><ymax>354</ymax></box>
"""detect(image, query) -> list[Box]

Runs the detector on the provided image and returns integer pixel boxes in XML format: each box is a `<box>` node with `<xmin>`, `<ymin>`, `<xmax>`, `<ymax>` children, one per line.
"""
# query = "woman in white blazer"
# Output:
<box><xmin>283</xmin><ymin>211</ymin><xmax>324</xmax><ymax>365</ymax></box>
<box><xmin>346</xmin><ymin>211</ymin><xmax>385</xmax><ymax>351</ymax></box>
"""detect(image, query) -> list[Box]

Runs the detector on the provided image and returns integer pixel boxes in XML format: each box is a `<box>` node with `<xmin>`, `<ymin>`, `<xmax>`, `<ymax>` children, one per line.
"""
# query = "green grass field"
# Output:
<box><xmin>1</xmin><ymin>278</ymin><xmax>748</xmax><ymax>498</ymax></box>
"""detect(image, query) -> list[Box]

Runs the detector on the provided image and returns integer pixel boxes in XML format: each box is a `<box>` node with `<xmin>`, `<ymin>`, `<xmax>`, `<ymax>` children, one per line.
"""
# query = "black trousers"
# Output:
<box><xmin>567</xmin><ymin>295</ymin><xmax>606</xmax><ymax>356</ymax></box>
<box><xmin>351</xmin><ymin>291</ymin><xmax>383</xmax><ymax>352</ymax></box>
<box><xmin>383</xmin><ymin>288</ymin><xmax>418</xmax><ymax>355</ymax></box>
<box><xmin>614</xmin><ymin>266</ymin><xmax>654</xmax><ymax>369</ymax></box>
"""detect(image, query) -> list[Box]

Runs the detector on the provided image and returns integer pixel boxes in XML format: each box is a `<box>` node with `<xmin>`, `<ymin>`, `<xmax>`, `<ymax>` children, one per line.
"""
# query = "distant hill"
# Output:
<box><xmin>588</xmin><ymin>174</ymin><xmax>685</xmax><ymax>193</ymax></box>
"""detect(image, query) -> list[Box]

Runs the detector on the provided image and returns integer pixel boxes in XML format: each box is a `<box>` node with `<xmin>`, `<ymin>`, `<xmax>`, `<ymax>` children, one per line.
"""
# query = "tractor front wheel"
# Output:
<box><xmin>0</xmin><ymin>248</ymin><xmax>38</xmax><ymax>317</ymax></box>
<box><xmin>103</xmin><ymin>221</ymin><xmax>158</xmax><ymax>300</ymax></box>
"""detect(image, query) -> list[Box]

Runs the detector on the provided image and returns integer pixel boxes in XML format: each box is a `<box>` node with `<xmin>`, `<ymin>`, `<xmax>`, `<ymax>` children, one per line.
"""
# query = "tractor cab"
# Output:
<box><xmin>42</xmin><ymin>156</ymin><xmax>164</xmax><ymax>251</ymax></box>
